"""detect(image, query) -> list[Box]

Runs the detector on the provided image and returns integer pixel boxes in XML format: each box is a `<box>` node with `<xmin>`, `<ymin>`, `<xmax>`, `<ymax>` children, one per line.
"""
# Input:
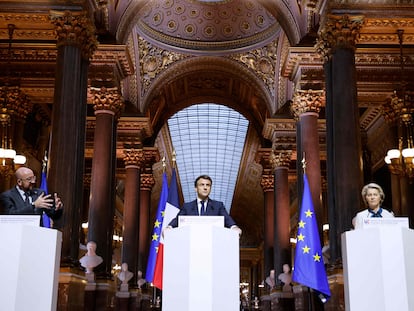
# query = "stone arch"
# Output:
<box><xmin>143</xmin><ymin>56</ymin><xmax>273</xmax><ymax>137</ymax></box>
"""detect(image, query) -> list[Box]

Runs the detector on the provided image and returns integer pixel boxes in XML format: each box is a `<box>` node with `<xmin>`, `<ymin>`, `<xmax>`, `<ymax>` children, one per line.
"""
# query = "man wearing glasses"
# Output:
<box><xmin>0</xmin><ymin>166</ymin><xmax>63</xmax><ymax>226</ymax></box>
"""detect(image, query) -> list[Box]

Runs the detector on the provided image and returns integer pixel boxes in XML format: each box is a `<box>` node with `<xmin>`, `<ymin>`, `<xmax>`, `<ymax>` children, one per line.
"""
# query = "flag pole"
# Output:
<box><xmin>302</xmin><ymin>154</ymin><xmax>313</xmax><ymax>311</ymax></box>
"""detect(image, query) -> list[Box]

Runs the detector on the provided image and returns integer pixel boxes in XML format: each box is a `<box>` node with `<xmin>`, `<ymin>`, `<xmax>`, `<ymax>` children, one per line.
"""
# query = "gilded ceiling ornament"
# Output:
<box><xmin>316</xmin><ymin>14</ymin><xmax>364</xmax><ymax>62</ymax></box>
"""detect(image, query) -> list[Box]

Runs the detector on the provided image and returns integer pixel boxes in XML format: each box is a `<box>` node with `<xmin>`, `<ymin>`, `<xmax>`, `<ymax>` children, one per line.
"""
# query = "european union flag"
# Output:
<box><xmin>145</xmin><ymin>172</ymin><xmax>169</xmax><ymax>283</ymax></box>
<box><xmin>292</xmin><ymin>174</ymin><xmax>331</xmax><ymax>300</ymax></box>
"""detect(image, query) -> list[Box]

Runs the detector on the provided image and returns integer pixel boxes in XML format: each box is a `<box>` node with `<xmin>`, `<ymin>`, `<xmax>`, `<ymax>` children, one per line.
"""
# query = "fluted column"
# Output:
<box><xmin>138</xmin><ymin>172</ymin><xmax>155</xmax><ymax>275</ymax></box>
<box><xmin>260</xmin><ymin>171</ymin><xmax>275</xmax><ymax>278</ymax></box>
<box><xmin>122</xmin><ymin>148</ymin><xmax>145</xmax><ymax>286</ymax></box>
<box><xmin>49</xmin><ymin>11</ymin><xmax>98</xmax><ymax>265</ymax></box>
<box><xmin>317</xmin><ymin>14</ymin><xmax>364</xmax><ymax>263</ymax></box>
<box><xmin>291</xmin><ymin>89</ymin><xmax>324</xmax><ymax>233</ymax></box>
<box><xmin>87</xmin><ymin>86</ymin><xmax>124</xmax><ymax>278</ymax></box>
<box><xmin>270</xmin><ymin>150</ymin><xmax>292</xmax><ymax>277</ymax></box>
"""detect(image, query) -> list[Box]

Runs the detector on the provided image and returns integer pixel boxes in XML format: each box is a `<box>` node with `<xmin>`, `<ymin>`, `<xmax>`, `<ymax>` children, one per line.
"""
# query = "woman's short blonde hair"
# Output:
<box><xmin>361</xmin><ymin>183</ymin><xmax>385</xmax><ymax>206</ymax></box>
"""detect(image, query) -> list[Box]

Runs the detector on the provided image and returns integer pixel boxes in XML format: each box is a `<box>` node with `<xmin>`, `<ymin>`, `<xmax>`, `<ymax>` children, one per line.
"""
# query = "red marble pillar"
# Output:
<box><xmin>48</xmin><ymin>11</ymin><xmax>98</xmax><ymax>265</ymax></box>
<box><xmin>122</xmin><ymin>148</ymin><xmax>144</xmax><ymax>286</ymax></box>
<box><xmin>138</xmin><ymin>173</ymin><xmax>155</xmax><ymax>274</ymax></box>
<box><xmin>87</xmin><ymin>87</ymin><xmax>123</xmax><ymax>278</ymax></box>
<box><xmin>292</xmin><ymin>89</ymin><xmax>324</xmax><ymax>233</ymax></box>
<box><xmin>261</xmin><ymin>173</ymin><xmax>275</xmax><ymax>278</ymax></box>
<box><xmin>270</xmin><ymin>151</ymin><xmax>292</xmax><ymax>277</ymax></box>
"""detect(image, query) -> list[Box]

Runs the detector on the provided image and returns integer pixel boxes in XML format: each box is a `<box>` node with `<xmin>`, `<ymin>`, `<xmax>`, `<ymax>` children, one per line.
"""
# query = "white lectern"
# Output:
<box><xmin>163</xmin><ymin>223</ymin><xmax>239</xmax><ymax>311</ymax></box>
<box><xmin>0</xmin><ymin>223</ymin><xmax>62</xmax><ymax>311</ymax></box>
<box><xmin>342</xmin><ymin>225</ymin><xmax>414</xmax><ymax>311</ymax></box>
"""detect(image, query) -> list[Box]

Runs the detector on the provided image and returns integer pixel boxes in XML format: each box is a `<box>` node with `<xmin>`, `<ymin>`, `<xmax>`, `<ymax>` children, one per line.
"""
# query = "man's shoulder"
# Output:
<box><xmin>0</xmin><ymin>187</ymin><xmax>18</xmax><ymax>197</ymax></box>
<box><xmin>208</xmin><ymin>199</ymin><xmax>224</xmax><ymax>205</ymax></box>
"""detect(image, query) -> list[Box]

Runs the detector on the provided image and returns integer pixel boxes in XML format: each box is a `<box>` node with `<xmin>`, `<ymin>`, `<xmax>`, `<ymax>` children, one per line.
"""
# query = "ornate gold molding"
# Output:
<box><xmin>89</xmin><ymin>86</ymin><xmax>124</xmax><ymax>117</ymax></box>
<box><xmin>291</xmin><ymin>89</ymin><xmax>324</xmax><ymax>120</ymax></box>
<box><xmin>140</xmin><ymin>173</ymin><xmax>155</xmax><ymax>191</ymax></box>
<box><xmin>123</xmin><ymin>148</ymin><xmax>145</xmax><ymax>167</ymax></box>
<box><xmin>316</xmin><ymin>14</ymin><xmax>364</xmax><ymax>61</ymax></box>
<box><xmin>50</xmin><ymin>10</ymin><xmax>98</xmax><ymax>60</ymax></box>
<box><xmin>269</xmin><ymin>150</ymin><xmax>292</xmax><ymax>170</ymax></box>
<box><xmin>260</xmin><ymin>174</ymin><xmax>274</xmax><ymax>192</ymax></box>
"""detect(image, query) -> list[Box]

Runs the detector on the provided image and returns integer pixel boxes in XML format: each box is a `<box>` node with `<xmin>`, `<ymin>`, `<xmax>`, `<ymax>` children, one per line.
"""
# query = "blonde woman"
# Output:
<box><xmin>353</xmin><ymin>183</ymin><xmax>394</xmax><ymax>229</ymax></box>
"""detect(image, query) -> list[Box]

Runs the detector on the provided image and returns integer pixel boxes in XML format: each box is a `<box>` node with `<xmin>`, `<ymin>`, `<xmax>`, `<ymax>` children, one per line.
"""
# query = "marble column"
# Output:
<box><xmin>270</xmin><ymin>150</ymin><xmax>292</xmax><ymax>277</ymax></box>
<box><xmin>87</xmin><ymin>86</ymin><xmax>124</xmax><ymax>278</ymax></box>
<box><xmin>49</xmin><ymin>11</ymin><xmax>98</xmax><ymax>265</ymax></box>
<box><xmin>122</xmin><ymin>147</ymin><xmax>145</xmax><ymax>286</ymax></box>
<box><xmin>291</xmin><ymin>89</ymin><xmax>324</xmax><ymax>233</ymax></box>
<box><xmin>138</xmin><ymin>172</ymin><xmax>155</xmax><ymax>275</ymax></box>
<box><xmin>317</xmin><ymin>14</ymin><xmax>364</xmax><ymax>263</ymax></box>
<box><xmin>260</xmin><ymin>172</ymin><xmax>275</xmax><ymax>279</ymax></box>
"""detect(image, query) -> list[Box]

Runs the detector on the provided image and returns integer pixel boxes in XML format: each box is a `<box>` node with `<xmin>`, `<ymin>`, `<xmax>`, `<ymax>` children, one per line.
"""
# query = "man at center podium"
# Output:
<box><xmin>168</xmin><ymin>175</ymin><xmax>242</xmax><ymax>236</ymax></box>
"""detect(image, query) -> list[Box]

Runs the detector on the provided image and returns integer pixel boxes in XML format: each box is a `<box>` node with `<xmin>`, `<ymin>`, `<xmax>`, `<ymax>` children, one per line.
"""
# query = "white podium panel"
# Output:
<box><xmin>342</xmin><ymin>227</ymin><xmax>414</xmax><ymax>311</ymax></box>
<box><xmin>163</xmin><ymin>225</ymin><xmax>239</xmax><ymax>311</ymax></box>
<box><xmin>0</xmin><ymin>224</ymin><xmax>62</xmax><ymax>311</ymax></box>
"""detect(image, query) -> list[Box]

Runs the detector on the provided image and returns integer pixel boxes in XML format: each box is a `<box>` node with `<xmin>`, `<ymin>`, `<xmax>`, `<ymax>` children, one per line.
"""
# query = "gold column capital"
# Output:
<box><xmin>260</xmin><ymin>174</ymin><xmax>274</xmax><ymax>192</ymax></box>
<box><xmin>291</xmin><ymin>89</ymin><xmax>325</xmax><ymax>120</ymax></box>
<box><xmin>141</xmin><ymin>173</ymin><xmax>155</xmax><ymax>191</ymax></box>
<box><xmin>316</xmin><ymin>14</ymin><xmax>364</xmax><ymax>62</ymax></box>
<box><xmin>270</xmin><ymin>150</ymin><xmax>292</xmax><ymax>170</ymax></box>
<box><xmin>123</xmin><ymin>148</ymin><xmax>145</xmax><ymax>168</ymax></box>
<box><xmin>50</xmin><ymin>10</ymin><xmax>98</xmax><ymax>60</ymax></box>
<box><xmin>90</xmin><ymin>86</ymin><xmax>124</xmax><ymax>118</ymax></box>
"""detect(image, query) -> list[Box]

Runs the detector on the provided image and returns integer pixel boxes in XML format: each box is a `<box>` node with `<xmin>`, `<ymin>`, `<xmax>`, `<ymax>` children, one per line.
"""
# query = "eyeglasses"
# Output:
<box><xmin>20</xmin><ymin>176</ymin><xmax>36</xmax><ymax>182</ymax></box>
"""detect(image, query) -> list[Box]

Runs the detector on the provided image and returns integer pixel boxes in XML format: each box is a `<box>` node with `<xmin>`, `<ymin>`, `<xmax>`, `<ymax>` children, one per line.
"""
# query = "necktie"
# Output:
<box><xmin>24</xmin><ymin>192</ymin><xmax>30</xmax><ymax>205</ymax></box>
<box><xmin>200</xmin><ymin>200</ymin><xmax>205</xmax><ymax>216</ymax></box>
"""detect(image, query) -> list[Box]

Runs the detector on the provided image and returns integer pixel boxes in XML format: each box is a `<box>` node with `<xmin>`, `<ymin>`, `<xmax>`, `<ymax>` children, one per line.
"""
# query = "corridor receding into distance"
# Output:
<box><xmin>168</xmin><ymin>103</ymin><xmax>249</xmax><ymax>211</ymax></box>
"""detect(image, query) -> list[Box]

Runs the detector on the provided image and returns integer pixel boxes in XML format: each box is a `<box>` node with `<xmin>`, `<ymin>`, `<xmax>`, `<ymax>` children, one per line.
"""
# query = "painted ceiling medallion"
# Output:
<box><xmin>137</xmin><ymin>0</ymin><xmax>279</xmax><ymax>52</ymax></box>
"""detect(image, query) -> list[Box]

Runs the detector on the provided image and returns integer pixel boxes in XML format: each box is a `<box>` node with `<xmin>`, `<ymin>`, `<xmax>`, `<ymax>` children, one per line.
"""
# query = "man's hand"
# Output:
<box><xmin>54</xmin><ymin>193</ymin><xmax>64</xmax><ymax>210</ymax></box>
<box><xmin>33</xmin><ymin>193</ymin><xmax>54</xmax><ymax>209</ymax></box>
<box><xmin>231</xmin><ymin>225</ymin><xmax>242</xmax><ymax>237</ymax></box>
<box><xmin>162</xmin><ymin>225</ymin><xmax>173</xmax><ymax>238</ymax></box>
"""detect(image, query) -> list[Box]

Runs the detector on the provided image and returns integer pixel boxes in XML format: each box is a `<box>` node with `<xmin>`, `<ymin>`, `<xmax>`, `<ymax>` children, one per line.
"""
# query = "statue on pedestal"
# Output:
<box><xmin>117</xmin><ymin>262</ymin><xmax>133</xmax><ymax>292</ymax></box>
<box><xmin>79</xmin><ymin>241</ymin><xmax>103</xmax><ymax>282</ymax></box>
<box><xmin>265</xmin><ymin>269</ymin><xmax>276</xmax><ymax>291</ymax></box>
<box><xmin>137</xmin><ymin>270</ymin><xmax>146</xmax><ymax>289</ymax></box>
<box><xmin>278</xmin><ymin>264</ymin><xmax>293</xmax><ymax>292</ymax></box>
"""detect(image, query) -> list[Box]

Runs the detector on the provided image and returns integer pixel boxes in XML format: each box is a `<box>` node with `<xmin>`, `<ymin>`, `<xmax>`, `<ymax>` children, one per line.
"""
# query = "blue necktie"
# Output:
<box><xmin>200</xmin><ymin>200</ymin><xmax>205</xmax><ymax>215</ymax></box>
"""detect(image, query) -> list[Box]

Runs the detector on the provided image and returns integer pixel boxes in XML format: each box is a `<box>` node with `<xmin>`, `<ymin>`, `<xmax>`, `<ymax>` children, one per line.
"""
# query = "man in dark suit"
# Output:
<box><xmin>0</xmin><ymin>166</ymin><xmax>63</xmax><ymax>226</ymax></box>
<box><xmin>168</xmin><ymin>174</ymin><xmax>241</xmax><ymax>235</ymax></box>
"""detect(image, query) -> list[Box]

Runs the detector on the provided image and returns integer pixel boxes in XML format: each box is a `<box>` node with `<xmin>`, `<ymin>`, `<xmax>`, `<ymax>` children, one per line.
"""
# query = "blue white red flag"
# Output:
<box><xmin>152</xmin><ymin>168</ymin><xmax>180</xmax><ymax>289</ymax></box>
<box><xmin>145</xmin><ymin>172</ymin><xmax>169</xmax><ymax>284</ymax></box>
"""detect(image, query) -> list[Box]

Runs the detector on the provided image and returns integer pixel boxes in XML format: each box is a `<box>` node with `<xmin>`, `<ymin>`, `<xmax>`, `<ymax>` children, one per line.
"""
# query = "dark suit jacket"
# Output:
<box><xmin>0</xmin><ymin>187</ymin><xmax>62</xmax><ymax>222</ymax></box>
<box><xmin>169</xmin><ymin>198</ymin><xmax>236</xmax><ymax>228</ymax></box>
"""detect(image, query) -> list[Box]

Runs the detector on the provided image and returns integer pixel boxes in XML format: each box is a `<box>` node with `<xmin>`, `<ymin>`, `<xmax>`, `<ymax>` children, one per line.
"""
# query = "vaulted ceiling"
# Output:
<box><xmin>1</xmin><ymin>0</ymin><xmax>414</xmax><ymax>247</ymax></box>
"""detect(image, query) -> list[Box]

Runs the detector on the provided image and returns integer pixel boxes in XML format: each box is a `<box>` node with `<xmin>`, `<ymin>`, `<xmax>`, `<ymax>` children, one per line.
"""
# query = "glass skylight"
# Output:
<box><xmin>168</xmin><ymin>103</ymin><xmax>249</xmax><ymax>211</ymax></box>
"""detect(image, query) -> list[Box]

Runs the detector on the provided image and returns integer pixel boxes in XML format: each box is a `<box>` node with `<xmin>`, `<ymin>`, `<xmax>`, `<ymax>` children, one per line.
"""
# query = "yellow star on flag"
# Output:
<box><xmin>305</xmin><ymin>209</ymin><xmax>313</xmax><ymax>218</ymax></box>
<box><xmin>298</xmin><ymin>220</ymin><xmax>306</xmax><ymax>228</ymax></box>
<box><xmin>302</xmin><ymin>245</ymin><xmax>310</xmax><ymax>254</ymax></box>
<box><xmin>154</xmin><ymin>219</ymin><xmax>161</xmax><ymax>228</ymax></box>
<box><xmin>297</xmin><ymin>233</ymin><xmax>305</xmax><ymax>241</ymax></box>
<box><xmin>152</xmin><ymin>233</ymin><xmax>159</xmax><ymax>241</ymax></box>
<box><xmin>313</xmin><ymin>253</ymin><xmax>321</xmax><ymax>262</ymax></box>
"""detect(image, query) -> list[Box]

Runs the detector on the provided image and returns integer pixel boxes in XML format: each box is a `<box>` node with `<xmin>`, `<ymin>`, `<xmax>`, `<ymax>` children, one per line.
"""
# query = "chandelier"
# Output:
<box><xmin>0</xmin><ymin>24</ymin><xmax>27</xmax><ymax>171</ymax></box>
<box><xmin>384</xmin><ymin>30</ymin><xmax>414</xmax><ymax>178</ymax></box>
